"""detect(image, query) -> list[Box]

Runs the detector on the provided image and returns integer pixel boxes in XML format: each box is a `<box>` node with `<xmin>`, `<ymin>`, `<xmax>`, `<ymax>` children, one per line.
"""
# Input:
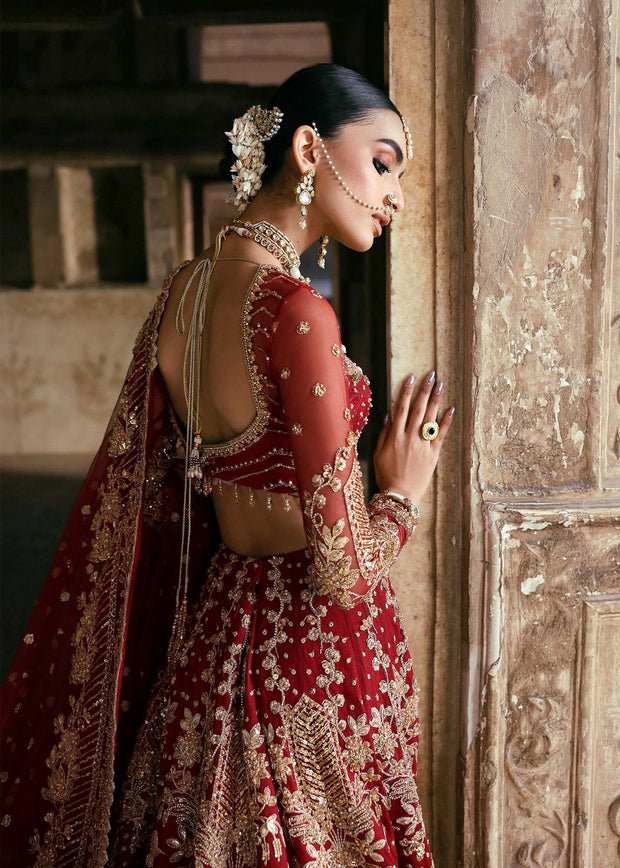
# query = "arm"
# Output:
<box><xmin>271</xmin><ymin>286</ymin><xmax>415</xmax><ymax>608</ymax></box>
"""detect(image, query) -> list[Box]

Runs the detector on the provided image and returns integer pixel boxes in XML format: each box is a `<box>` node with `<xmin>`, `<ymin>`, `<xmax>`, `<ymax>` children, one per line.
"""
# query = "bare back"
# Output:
<box><xmin>157</xmin><ymin>251</ymin><xmax>306</xmax><ymax>556</ymax></box>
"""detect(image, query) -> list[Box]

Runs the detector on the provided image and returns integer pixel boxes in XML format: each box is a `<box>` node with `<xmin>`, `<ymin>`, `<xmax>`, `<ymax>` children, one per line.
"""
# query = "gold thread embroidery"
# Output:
<box><xmin>198</xmin><ymin>265</ymin><xmax>276</xmax><ymax>459</ymax></box>
<box><xmin>286</xmin><ymin>695</ymin><xmax>374</xmax><ymax>838</ymax></box>
<box><xmin>29</xmin><ymin>264</ymin><xmax>184</xmax><ymax>868</ymax></box>
<box><xmin>311</xmin><ymin>383</ymin><xmax>326</xmax><ymax>397</ymax></box>
<box><xmin>303</xmin><ymin>433</ymin><xmax>359</xmax><ymax>607</ymax></box>
<box><xmin>296</xmin><ymin>321</ymin><xmax>310</xmax><ymax>335</ymax></box>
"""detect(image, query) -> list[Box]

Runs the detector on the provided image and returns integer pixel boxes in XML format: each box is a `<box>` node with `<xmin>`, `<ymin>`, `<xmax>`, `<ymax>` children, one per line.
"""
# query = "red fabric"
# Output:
<box><xmin>0</xmin><ymin>265</ymin><xmax>433</xmax><ymax>867</ymax></box>
<box><xmin>0</xmin><ymin>273</ymin><xmax>219</xmax><ymax>867</ymax></box>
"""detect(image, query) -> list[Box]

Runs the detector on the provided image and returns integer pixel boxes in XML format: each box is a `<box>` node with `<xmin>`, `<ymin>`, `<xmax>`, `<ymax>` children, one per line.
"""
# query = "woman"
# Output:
<box><xmin>0</xmin><ymin>64</ymin><xmax>453</xmax><ymax>866</ymax></box>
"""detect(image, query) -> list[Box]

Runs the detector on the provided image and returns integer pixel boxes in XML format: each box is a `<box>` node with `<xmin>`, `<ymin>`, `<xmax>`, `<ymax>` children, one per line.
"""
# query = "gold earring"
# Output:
<box><xmin>295</xmin><ymin>170</ymin><xmax>315</xmax><ymax>229</ymax></box>
<box><xmin>318</xmin><ymin>235</ymin><xmax>329</xmax><ymax>269</ymax></box>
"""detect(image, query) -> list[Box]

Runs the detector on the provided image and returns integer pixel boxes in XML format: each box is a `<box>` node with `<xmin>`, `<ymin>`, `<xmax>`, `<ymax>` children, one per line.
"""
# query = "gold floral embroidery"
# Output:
<box><xmin>343</xmin><ymin>353</ymin><xmax>369</xmax><ymax>387</ymax></box>
<box><xmin>303</xmin><ymin>433</ymin><xmax>359</xmax><ymax>607</ymax></box>
<box><xmin>285</xmin><ymin>695</ymin><xmax>374</xmax><ymax>836</ymax></box>
<box><xmin>291</xmin><ymin>423</ymin><xmax>303</xmax><ymax>436</ymax></box>
<box><xmin>311</xmin><ymin>382</ymin><xmax>326</xmax><ymax>397</ymax></box>
<box><xmin>89</xmin><ymin>469</ymin><xmax>123</xmax><ymax>562</ymax></box>
<box><xmin>29</xmin><ymin>263</ymin><xmax>183</xmax><ymax>868</ymax></box>
<box><xmin>280</xmin><ymin>367</ymin><xmax>291</xmax><ymax>379</ymax></box>
<box><xmin>173</xmin><ymin>708</ymin><xmax>203</xmax><ymax>767</ymax></box>
<box><xmin>343</xmin><ymin>714</ymin><xmax>372</xmax><ymax>771</ymax></box>
<box><xmin>112</xmin><ymin>545</ymin><xmax>431</xmax><ymax>865</ymax></box>
<box><xmin>344</xmin><ymin>461</ymin><xmax>405</xmax><ymax>594</ymax></box>
<box><xmin>143</xmin><ymin>436</ymin><xmax>176</xmax><ymax>526</ymax></box>
<box><xmin>303</xmin><ymin>433</ymin><xmax>408</xmax><ymax>608</ymax></box>
<box><xmin>331</xmin><ymin>343</ymin><xmax>341</xmax><ymax>356</ymax></box>
<box><xmin>296</xmin><ymin>321</ymin><xmax>310</xmax><ymax>334</ymax></box>
<box><xmin>108</xmin><ymin>391</ymin><xmax>139</xmax><ymax>457</ymax></box>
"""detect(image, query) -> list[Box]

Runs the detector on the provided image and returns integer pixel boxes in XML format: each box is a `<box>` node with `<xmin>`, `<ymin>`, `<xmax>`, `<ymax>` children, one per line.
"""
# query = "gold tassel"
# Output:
<box><xmin>188</xmin><ymin>433</ymin><xmax>203</xmax><ymax>479</ymax></box>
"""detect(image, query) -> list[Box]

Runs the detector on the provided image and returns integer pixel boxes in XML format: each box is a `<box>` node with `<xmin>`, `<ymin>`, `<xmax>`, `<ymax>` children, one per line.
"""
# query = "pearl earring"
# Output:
<box><xmin>318</xmin><ymin>235</ymin><xmax>329</xmax><ymax>269</ymax></box>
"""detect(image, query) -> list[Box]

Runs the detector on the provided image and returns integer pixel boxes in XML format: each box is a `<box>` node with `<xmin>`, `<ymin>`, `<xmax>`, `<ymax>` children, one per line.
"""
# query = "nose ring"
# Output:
<box><xmin>385</xmin><ymin>192</ymin><xmax>398</xmax><ymax>217</ymax></box>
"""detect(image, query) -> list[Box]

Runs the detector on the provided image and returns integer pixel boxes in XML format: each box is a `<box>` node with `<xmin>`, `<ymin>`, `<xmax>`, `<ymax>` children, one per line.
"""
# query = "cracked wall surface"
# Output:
<box><xmin>470</xmin><ymin>0</ymin><xmax>608</xmax><ymax>493</ymax></box>
<box><xmin>465</xmin><ymin>0</ymin><xmax>619</xmax><ymax>865</ymax></box>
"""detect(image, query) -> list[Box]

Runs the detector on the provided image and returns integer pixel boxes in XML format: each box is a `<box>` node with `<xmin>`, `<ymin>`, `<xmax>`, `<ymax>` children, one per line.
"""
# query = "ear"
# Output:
<box><xmin>291</xmin><ymin>125</ymin><xmax>320</xmax><ymax>174</ymax></box>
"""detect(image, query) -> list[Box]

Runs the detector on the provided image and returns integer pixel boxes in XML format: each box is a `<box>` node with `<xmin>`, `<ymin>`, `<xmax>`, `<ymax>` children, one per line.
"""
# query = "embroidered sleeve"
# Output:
<box><xmin>270</xmin><ymin>286</ymin><xmax>415</xmax><ymax>609</ymax></box>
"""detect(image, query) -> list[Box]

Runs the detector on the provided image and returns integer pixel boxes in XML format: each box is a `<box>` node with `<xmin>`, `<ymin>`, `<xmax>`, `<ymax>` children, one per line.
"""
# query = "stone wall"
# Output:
<box><xmin>387</xmin><ymin>1</ymin><xmax>466</xmax><ymax>864</ymax></box>
<box><xmin>464</xmin><ymin>0</ymin><xmax>619</xmax><ymax>865</ymax></box>
<box><xmin>387</xmin><ymin>0</ymin><xmax>618</xmax><ymax>865</ymax></box>
<box><xmin>0</xmin><ymin>287</ymin><xmax>158</xmax><ymax>455</ymax></box>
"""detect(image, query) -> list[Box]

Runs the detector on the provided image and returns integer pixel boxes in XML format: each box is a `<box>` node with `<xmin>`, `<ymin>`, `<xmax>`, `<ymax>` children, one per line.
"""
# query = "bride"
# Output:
<box><xmin>1</xmin><ymin>63</ymin><xmax>453</xmax><ymax>867</ymax></box>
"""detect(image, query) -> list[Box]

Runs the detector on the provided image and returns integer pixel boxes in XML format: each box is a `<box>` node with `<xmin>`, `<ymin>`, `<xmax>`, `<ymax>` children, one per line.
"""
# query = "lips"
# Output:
<box><xmin>372</xmin><ymin>213</ymin><xmax>390</xmax><ymax>235</ymax></box>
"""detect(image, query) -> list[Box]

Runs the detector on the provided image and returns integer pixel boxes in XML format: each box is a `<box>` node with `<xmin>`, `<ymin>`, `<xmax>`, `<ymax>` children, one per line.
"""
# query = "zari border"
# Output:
<box><xmin>199</xmin><ymin>263</ymin><xmax>277</xmax><ymax>458</ymax></box>
<box><xmin>29</xmin><ymin>265</ymin><xmax>185</xmax><ymax>867</ymax></box>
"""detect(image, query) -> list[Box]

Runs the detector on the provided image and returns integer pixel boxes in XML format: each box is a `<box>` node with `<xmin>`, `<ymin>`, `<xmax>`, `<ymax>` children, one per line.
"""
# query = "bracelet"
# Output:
<box><xmin>381</xmin><ymin>489</ymin><xmax>420</xmax><ymax>523</ymax></box>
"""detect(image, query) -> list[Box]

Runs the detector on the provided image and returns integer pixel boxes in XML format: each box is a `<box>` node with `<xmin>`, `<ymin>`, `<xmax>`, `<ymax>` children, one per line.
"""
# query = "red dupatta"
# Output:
<box><xmin>0</xmin><ymin>271</ymin><xmax>219</xmax><ymax>866</ymax></box>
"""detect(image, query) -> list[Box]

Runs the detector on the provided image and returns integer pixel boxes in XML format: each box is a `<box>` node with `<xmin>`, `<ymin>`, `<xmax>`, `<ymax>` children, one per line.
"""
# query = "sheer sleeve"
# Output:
<box><xmin>270</xmin><ymin>284</ymin><xmax>416</xmax><ymax>609</ymax></box>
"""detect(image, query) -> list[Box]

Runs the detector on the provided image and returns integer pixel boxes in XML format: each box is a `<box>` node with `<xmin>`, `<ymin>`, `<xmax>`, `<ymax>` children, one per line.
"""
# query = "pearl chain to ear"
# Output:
<box><xmin>311</xmin><ymin>122</ymin><xmax>396</xmax><ymax>216</ymax></box>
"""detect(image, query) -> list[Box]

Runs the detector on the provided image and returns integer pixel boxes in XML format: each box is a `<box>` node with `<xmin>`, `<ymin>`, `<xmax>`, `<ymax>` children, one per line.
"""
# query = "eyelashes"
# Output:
<box><xmin>373</xmin><ymin>157</ymin><xmax>390</xmax><ymax>176</ymax></box>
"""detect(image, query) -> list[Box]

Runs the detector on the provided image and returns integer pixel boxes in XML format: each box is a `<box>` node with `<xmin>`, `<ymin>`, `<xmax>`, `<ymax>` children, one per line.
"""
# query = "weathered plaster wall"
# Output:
<box><xmin>472</xmin><ymin>507</ymin><xmax>620</xmax><ymax>866</ymax></box>
<box><xmin>469</xmin><ymin>0</ymin><xmax>608</xmax><ymax>493</ymax></box>
<box><xmin>387</xmin><ymin>1</ymin><xmax>466</xmax><ymax>865</ymax></box>
<box><xmin>388</xmin><ymin>0</ymin><xmax>617</xmax><ymax>864</ymax></box>
<box><xmin>465</xmin><ymin>0</ymin><xmax>619</xmax><ymax>865</ymax></box>
<box><xmin>0</xmin><ymin>288</ymin><xmax>158</xmax><ymax>454</ymax></box>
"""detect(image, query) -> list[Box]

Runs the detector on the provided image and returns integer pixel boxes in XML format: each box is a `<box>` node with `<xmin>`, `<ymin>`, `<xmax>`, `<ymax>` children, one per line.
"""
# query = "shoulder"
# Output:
<box><xmin>263</xmin><ymin>270</ymin><xmax>338</xmax><ymax>333</ymax></box>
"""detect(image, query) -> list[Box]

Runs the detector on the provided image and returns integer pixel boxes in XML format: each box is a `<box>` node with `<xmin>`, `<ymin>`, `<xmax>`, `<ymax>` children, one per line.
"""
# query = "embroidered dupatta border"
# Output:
<box><xmin>38</xmin><ymin>274</ymin><xmax>179</xmax><ymax>867</ymax></box>
<box><xmin>0</xmin><ymin>265</ymin><xmax>185</xmax><ymax>867</ymax></box>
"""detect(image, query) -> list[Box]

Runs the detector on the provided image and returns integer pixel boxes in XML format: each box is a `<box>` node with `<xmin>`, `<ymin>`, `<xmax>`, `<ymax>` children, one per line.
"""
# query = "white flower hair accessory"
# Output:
<box><xmin>225</xmin><ymin>105</ymin><xmax>283</xmax><ymax>213</ymax></box>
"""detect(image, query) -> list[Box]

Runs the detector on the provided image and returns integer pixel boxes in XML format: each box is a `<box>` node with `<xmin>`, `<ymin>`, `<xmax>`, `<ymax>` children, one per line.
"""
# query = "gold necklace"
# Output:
<box><xmin>229</xmin><ymin>220</ymin><xmax>307</xmax><ymax>282</ymax></box>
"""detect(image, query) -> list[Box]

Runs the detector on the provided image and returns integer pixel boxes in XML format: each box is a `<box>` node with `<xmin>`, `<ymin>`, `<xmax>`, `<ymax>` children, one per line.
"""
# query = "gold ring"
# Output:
<box><xmin>421</xmin><ymin>420</ymin><xmax>439</xmax><ymax>441</ymax></box>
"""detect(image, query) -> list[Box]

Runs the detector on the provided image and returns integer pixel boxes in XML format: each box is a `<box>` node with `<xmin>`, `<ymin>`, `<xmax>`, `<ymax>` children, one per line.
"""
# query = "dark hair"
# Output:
<box><xmin>221</xmin><ymin>63</ymin><xmax>400</xmax><ymax>186</ymax></box>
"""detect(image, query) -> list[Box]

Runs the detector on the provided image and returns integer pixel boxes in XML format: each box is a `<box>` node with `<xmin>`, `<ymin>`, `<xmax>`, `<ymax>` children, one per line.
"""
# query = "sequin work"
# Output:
<box><xmin>108</xmin><ymin>267</ymin><xmax>433</xmax><ymax>866</ymax></box>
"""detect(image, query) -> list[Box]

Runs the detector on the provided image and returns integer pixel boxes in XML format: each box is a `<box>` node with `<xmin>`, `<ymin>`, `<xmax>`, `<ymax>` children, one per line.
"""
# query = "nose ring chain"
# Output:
<box><xmin>311</xmin><ymin>122</ymin><xmax>398</xmax><ymax>217</ymax></box>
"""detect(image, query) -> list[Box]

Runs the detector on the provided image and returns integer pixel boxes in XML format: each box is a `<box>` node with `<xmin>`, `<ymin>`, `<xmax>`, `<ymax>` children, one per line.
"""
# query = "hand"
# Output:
<box><xmin>373</xmin><ymin>371</ymin><xmax>455</xmax><ymax>505</ymax></box>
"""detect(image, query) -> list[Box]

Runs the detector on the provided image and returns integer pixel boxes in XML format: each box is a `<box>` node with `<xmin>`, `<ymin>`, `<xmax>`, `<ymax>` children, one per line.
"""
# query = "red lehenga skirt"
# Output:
<box><xmin>111</xmin><ymin>544</ymin><xmax>433</xmax><ymax>867</ymax></box>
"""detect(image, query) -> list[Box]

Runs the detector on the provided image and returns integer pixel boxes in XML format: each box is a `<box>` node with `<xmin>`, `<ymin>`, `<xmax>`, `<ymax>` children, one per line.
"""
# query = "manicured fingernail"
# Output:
<box><xmin>435</xmin><ymin>380</ymin><xmax>444</xmax><ymax>395</ymax></box>
<box><xmin>425</xmin><ymin>370</ymin><xmax>436</xmax><ymax>385</ymax></box>
<box><xmin>448</xmin><ymin>406</ymin><xmax>456</xmax><ymax>416</ymax></box>
<box><xmin>384</xmin><ymin>413</ymin><xmax>390</xmax><ymax>424</ymax></box>
<box><xmin>406</xmin><ymin>373</ymin><xmax>415</xmax><ymax>386</ymax></box>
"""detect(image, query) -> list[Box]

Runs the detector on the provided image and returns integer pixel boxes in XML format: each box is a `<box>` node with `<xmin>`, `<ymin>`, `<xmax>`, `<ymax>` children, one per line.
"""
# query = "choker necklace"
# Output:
<box><xmin>228</xmin><ymin>220</ymin><xmax>307</xmax><ymax>282</ymax></box>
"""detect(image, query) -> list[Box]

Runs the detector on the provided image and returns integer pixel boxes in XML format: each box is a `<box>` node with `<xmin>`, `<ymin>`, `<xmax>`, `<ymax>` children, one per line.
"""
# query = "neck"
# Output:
<box><xmin>237</xmin><ymin>194</ymin><xmax>322</xmax><ymax>257</ymax></box>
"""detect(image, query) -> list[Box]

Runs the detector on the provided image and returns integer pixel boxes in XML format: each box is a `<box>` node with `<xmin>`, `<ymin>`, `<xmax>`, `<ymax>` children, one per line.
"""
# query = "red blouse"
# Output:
<box><xmin>191</xmin><ymin>266</ymin><xmax>415</xmax><ymax>608</ymax></box>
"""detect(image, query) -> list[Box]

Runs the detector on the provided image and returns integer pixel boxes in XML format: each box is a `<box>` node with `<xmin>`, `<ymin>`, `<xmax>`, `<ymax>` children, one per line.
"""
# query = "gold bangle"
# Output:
<box><xmin>381</xmin><ymin>489</ymin><xmax>420</xmax><ymax>523</ymax></box>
